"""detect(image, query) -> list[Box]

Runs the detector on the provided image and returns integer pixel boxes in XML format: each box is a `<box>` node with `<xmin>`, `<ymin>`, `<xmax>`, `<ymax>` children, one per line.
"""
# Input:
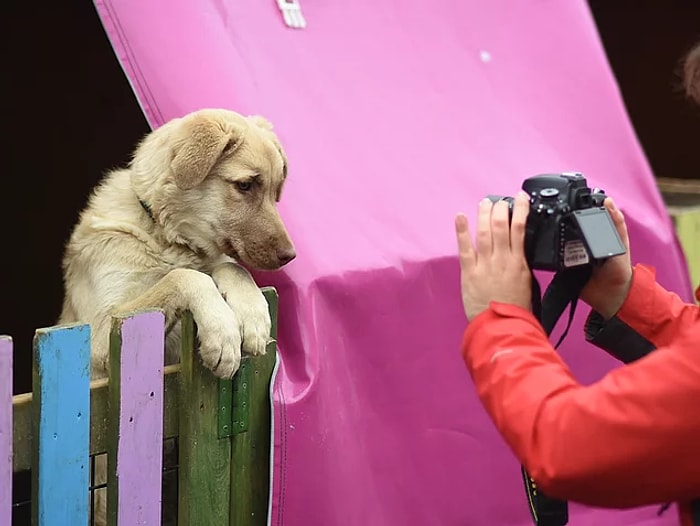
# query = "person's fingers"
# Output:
<box><xmin>455</xmin><ymin>213</ymin><xmax>476</xmax><ymax>272</ymax></box>
<box><xmin>490</xmin><ymin>200</ymin><xmax>511</xmax><ymax>257</ymax></box>
<box><xmin>476</xmin><ymin>199</ymin><xmax>494</xmax><ymax>258</ymax></box>
<box><xmin>510</xmin><ymin>192</ymin><xmax>530</xmax><ymax>260</ymax></box>
<box><xmin>604</xmin><ymin>197</ymin><xmax>630</xmax><ymax>252</ymax></box>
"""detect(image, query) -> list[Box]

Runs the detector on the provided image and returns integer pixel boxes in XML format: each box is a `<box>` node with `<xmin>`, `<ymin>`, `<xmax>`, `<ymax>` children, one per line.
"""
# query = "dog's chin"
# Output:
<box><xmin>222</xmin><ymin>240</ymin><xmax>246</xmax><ymax>265</ymax></box>
<box><xmin>249</xmin><ymin>261</ymin><xmax>284</xmax><ymax>272</ymax></box>
<box><xmin>222</xmin><ymin>241</ymin><xmax>280</xmax><ymax>272</ymax></box>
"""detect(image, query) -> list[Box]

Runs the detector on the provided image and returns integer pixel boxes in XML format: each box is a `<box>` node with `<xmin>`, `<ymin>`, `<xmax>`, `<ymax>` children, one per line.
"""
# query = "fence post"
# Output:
<box><xmin>230</xmin><ymin>288</ymin><xmax>279</xmax><ymax>526</ymax></box>
<box><xmin>0</xmin><ymin>336</ymin><xmax>12</xmax><ymax>526</ymax></box>
<box><xmin>108</xmin><ymin>310</ymin><xmax>166</xmax><ymax>526</ymax></box>
<box><xmin>31</xmin><ymin>324</ymin><xmax>91</xmax><ymax>526</ymax></box>
<box><xmin>178</xmin><ymin>312</ymin><xmax>233</xmax><ymax>525</ymax></box>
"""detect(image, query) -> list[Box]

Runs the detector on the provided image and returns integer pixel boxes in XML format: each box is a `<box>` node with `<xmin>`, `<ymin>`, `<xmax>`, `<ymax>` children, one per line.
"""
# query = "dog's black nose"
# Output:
<box><xmin>277</xmin><ymin>247</ymin><xmax>296</xmax><ymax>265</ymax></box>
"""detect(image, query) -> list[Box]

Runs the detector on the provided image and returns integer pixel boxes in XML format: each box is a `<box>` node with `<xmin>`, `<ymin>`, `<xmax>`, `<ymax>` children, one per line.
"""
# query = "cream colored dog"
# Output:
<box><xmin>60</xmin><ymin>108</ymin><xmax>295</xmax><ymax>380</ymax></box>
<box><xmin>59</xmin><ymin>108</ymin><xmax>295</xmax><ymax>524</ymax></box>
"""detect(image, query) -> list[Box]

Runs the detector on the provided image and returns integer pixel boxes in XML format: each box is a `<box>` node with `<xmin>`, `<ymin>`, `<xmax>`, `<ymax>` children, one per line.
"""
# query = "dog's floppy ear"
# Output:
<box><xmin>171</xmin><ymin>115</ymin><xmax>244</xmax><ymax>190</ymax></box>
<box><xmin>248</xmin><ymin>115</ymin><xmax>274</xmax><ymax>131</ymax></box>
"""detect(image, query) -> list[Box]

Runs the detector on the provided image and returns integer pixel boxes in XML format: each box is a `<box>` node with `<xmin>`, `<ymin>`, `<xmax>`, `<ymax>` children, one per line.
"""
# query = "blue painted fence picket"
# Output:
<box><xmin>32</xmin><ymin>323</ymin><xmax>91</xmax><ymax>526</ymax></box>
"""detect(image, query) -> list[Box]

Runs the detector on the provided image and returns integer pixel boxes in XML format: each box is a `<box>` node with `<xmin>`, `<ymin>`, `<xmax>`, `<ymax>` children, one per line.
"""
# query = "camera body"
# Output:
<box><xmin>489</xmin><ymin>172</ymin><xmax>626</xmax><ymax>272</ymax></box>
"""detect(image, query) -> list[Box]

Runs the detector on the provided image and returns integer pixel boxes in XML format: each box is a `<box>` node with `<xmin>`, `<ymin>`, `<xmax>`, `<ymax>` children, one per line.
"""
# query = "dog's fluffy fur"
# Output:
<box><xmin>58</xmin><ymin>108</ymin><xmax>295</xmax><ymax>524</ymax></box>
<box><xmin>60</xmin><ymin>108</ymin><xmax>295</xmax><ymax>379</ymax></box>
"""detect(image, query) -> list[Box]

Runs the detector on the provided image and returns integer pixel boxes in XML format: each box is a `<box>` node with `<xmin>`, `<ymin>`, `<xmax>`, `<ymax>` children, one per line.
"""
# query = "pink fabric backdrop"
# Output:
<box><xmin>93</xmin><ymin>1</ymin><xmax>693</xmax><ymax>524</ymax></box>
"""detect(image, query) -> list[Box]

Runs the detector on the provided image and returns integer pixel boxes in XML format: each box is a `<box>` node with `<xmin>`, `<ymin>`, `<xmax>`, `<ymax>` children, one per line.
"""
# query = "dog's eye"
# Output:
<box><xmin>235</xmin><ymin>181</ymin><xmax>253</xmax><ymax>192</ymax></box>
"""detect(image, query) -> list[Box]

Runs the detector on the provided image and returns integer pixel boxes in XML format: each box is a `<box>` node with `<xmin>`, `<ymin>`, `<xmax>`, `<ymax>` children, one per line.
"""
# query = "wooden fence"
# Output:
<box><xmin>1</xmin><ymin>287</ymin><xmax>279</xmax><ymax>526</ymax></box>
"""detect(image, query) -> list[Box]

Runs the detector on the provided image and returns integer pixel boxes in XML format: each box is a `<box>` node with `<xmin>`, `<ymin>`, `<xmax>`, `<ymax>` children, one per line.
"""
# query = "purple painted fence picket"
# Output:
<box><xmin>108</xmin><ymin>311</ymin><xmax>166</xmax><ymax>526</ymax></box>
<box><xmin>0</xmin><ymin>337</ymin><xmax>12</xmax><ymax>526</ymax></box>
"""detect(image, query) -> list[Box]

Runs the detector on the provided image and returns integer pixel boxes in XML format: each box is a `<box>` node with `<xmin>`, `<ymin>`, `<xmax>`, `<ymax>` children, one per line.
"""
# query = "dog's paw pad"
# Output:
<box><xmin>196</xmin><ymin>310</ymin><xmax>243</xmax><ymax>378</ymax></box>
<box><xmin>211</xmin><ymin>346</ymin><xmax>242</xmax><ymax>378</ymax></box>
<box><xmin>240</xmin><ymin>309</ymin><xmax>272</xmax><ymax>357</ymax></box>
<box><xmin>242</xmin><ymin>335</ymin><xmax>269</xmax><ymax>357</ymax></box>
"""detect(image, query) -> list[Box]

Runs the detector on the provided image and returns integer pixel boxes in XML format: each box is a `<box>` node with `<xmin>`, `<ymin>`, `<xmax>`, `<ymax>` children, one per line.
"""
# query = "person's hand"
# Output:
<box><xmin>579</xmin><ymin>197</ymin><xmax>633</xmax><ymax>319</ymax></box>
<box><xmin>455</xmin><ymin>192</ymin><xmax>532</xmax><ymax>321</ymax></box>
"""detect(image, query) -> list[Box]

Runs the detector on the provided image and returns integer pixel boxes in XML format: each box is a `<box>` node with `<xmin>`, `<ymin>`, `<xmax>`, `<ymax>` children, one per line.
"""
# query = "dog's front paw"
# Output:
<box><xmin>212</xmin><ymin>263</ymin><xmax>272</xmax><ymax>357</ymax></box>
<box><xmin>228</xmin><ymin>289</ymin><xmax>271</xmax><ymax>357</ymax></box>
<box><xmin>195</xmin><ymin>305</ymin><xmax>243</xmax><ymax>379</ymax></box>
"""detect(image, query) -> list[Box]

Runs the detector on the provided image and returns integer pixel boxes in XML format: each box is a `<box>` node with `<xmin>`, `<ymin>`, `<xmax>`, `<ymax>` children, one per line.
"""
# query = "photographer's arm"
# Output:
<box><xmin>585</xmin><ymin>263</ymin><xmax>699</xmax><ymax>356</ymax></box>
<box><xmin>462</xmin><ymin>303</ymin><xmax>700</xmax><ymax>508</ymax></box>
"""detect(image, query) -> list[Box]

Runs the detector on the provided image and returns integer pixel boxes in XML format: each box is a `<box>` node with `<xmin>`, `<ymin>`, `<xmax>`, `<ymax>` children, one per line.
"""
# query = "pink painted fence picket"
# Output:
<box><xmin>0</xmin><ymin>337</ymin><xmax>12</xmax><ymax>526</ymax></box>
<box><xmin>108</xmin><ymin>311</ymin><xmax>166</xmax><ymax>525</ymax></box>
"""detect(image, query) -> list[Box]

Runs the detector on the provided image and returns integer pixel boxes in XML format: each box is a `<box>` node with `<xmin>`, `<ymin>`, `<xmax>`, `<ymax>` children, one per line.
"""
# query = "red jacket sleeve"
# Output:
<box><xmin>461</xmin><ymin>271</ymin><xmax>700</xmax><ymax>508</ymax></box>
<box><xmin>615</xmin><ymin>264</ymin><xmax>699</xmax><ymax>348</ymax></box>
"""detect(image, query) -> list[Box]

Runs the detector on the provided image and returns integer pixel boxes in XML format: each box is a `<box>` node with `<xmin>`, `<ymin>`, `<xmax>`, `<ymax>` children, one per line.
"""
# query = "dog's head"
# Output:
<box><xmin>132</xmin><ymin>109</ymin><xmax>295</xmax><ymax>270</ymax></box>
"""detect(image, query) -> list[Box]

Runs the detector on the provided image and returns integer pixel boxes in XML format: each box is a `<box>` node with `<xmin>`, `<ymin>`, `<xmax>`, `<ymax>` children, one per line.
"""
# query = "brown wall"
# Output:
<box><xmin>2</xmin><ymin>1</ymin><xmax>149</xmax><ymax>394</ymax></box>
<box><xmin>2</xmin><ymin>0</ymin><xmax>699</xmax><ymax>395</ymax></box>
<box><xmin>588</xmin><ymin>0</ymin><xmax>700</xmax><ymax>180</ymax></box>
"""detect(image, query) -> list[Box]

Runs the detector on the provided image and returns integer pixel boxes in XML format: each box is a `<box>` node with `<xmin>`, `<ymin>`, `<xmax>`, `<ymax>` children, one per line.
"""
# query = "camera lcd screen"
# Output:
<box><xmin>572</xmin><ymin>208</ymin><xmax>626</xmax><ymax>260</ymax></box>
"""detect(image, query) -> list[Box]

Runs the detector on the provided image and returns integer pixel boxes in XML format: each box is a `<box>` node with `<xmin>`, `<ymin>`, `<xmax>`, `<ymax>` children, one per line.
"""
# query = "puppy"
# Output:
<box><xmin>59</xmin><ymin>108</ymin><xmax>295</xmax><ymax>524</ymax></box>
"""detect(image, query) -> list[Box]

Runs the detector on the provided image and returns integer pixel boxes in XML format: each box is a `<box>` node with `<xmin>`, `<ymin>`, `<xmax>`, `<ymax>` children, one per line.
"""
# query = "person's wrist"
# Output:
<box><xmin>594</xmin><ymin>274</ymin><xmax>633</xmax><ymax>320</ymax></box>
<box><xmin>464</xmin><ymin>299</ymin><xmax>488</xmax><ymax>322</ymax></box>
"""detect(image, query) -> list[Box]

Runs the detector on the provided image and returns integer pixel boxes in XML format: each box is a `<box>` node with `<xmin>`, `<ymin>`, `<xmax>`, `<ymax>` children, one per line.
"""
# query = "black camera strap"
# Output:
<box><xmin>521</xmin><ymin>265</ymin><xmax>593</xmax><ymax>526</ymax></box>
<box><xmin>527</xmin><ymin>267</ymin><xmax>700</xmax><ymax>526</ymax></box>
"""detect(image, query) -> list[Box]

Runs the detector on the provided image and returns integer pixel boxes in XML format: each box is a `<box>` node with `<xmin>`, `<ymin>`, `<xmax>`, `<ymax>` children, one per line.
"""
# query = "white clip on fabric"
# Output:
<box><xmin>276</xmin><ymin>0</ymin><xmax>307</xmax><ymax>29</ymax></box>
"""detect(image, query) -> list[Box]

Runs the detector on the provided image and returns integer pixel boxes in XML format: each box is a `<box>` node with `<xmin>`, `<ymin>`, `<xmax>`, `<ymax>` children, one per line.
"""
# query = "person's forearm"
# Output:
<box><xmin>462</xmin><ymin>303</ymin><xmax>700</xmax><ymax>507</ymax></box>
<box><xmin>608</xmin><ymin>264</ymin><xmax>699</xmax><ymax>349</ymax></box>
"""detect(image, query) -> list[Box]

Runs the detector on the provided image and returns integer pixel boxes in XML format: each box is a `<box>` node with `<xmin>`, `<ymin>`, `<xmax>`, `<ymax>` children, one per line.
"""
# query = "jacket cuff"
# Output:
<box><xmin>584</xmin><ymin>310</ymin><xmax>655</xmax><ymax>364</ymax></box>
<box><xmin>615</xmin><ymin>264</ymin><xmax>657</xmax><ymax>329</ymax></box>
<box><xmin>463</xmin><ymin>302</ymin><xmax>544</xmax><ymax>365</ymax></box>
<box><xmin>465</xmin><ymin>302</ymin><xmax>542</xmax><ymax>341</ymax></box>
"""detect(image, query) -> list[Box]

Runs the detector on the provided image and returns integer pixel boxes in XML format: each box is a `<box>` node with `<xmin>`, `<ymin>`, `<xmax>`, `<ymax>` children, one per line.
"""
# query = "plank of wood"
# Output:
<box><xmin>31</xmin><ymin>323</ymin><xmax>91</xmax><ymax>526</ymax></box>
<box><xmin>656</xmin><ymin>177</ymin><xmax>700</xmax><ymax>195</ymax></box>
<box><xmin>0</xmin><ymin>336</ymin><xmax>12</xmax><ymax>526</ymax></box>
<box><xmin>12</xmin><ymin>364</ymin><xmax>181</xmax><ymax>473</ymax></box>
<box><xmin>108</xmin><ymin>311</ymin><xmax>165</xmax><ymax>526</ymax></box>
<box><xmin>653</xmin><ymin>178</ymin><xmax>700</xmax><ymax>300</ymax></box>
<box><xmin>178</xmin><ymin>312</ymin><xmax>232</xmax><ymax>525</ymax></box>
<box><xmin>671</xmin><ymin>207</ymin><xmax>700</xmax><ymax>296</ymax></box>
<box><xmin>230</xmin><ymin>287</ymin><xmax>279</xmax><ymax>526</ymax></box>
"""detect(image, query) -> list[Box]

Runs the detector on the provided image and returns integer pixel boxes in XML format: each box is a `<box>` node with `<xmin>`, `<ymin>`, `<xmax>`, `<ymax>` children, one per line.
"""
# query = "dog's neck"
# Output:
<box><xmin>138</xmin><ymin>197</ymin><xmax>155</xmax><ymax>223</ymax></box>
<box><xmin>134</xmin><ymin>192</ymin><xmax>220</xmax><ymax>269</ymax></box>
<box><xmin>138</xmin><ymin>198</ymin><xmax>155</xmax><ymax>222</ymax></box>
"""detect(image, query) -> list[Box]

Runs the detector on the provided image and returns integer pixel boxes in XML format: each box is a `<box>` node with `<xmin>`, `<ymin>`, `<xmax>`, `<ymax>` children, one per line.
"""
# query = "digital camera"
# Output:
<box><xmin>488</xmin><ymin>172</ymin><xmax>626</xmax><ymax>272</ymax></box>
